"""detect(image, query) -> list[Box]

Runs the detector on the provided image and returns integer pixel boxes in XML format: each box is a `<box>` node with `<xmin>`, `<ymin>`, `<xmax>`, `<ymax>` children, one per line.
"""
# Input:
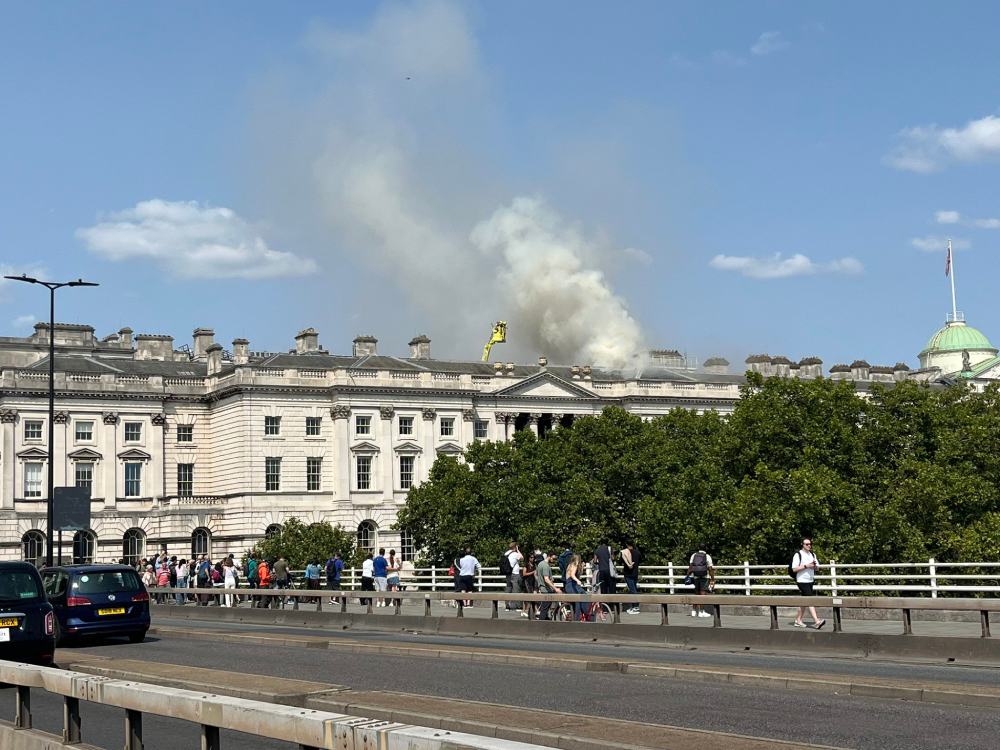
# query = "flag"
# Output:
<box><xmin>945</xmin><ymin>245</ymin><xmax>952</xmax><ymax>277</ymax></box>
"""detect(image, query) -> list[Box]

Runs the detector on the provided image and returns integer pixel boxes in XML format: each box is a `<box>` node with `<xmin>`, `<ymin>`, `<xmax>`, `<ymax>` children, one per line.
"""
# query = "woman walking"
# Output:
<box><xmin>222</xmin><ymin>558</ymin><xmax>238</xmax><ymax>608</ymax></box>
<box><xmin>563</xmin><ymin>554</ymin><xmax>587</xmax><ymax>621</ymax></box>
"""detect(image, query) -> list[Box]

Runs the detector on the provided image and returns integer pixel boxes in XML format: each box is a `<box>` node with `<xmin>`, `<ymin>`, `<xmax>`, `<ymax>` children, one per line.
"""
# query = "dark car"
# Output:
<box><xmin>41</xmin><ymin>565</ymin><xmax>149</xmax><ymax>644</ymax></box>
<box><xmin>0</xmin><ymin>561</ymin><xmax>56</xmax><ymax>664</ymax></box>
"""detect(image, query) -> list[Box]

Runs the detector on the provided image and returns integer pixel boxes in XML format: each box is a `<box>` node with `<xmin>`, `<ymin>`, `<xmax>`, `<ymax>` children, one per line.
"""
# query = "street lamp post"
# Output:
<box><xmin>4</xmin><ymin>275</ymin><xmax>99</xmax><ymax>566</ymax></box>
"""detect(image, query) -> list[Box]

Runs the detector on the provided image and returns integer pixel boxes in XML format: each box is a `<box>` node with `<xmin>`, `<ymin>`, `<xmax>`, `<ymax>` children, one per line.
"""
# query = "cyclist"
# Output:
<box><xmin>563</xmin><ymin>554</ymin><xmax>587</xmax><ymax>621</ymax></box>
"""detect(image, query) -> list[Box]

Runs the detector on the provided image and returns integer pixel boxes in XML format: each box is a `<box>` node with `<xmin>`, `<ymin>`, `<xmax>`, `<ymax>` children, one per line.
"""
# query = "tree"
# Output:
<box><xmin>253</xmin><ymin>518</ymin><xmax>356</xmax><ymax>570</ymax></box>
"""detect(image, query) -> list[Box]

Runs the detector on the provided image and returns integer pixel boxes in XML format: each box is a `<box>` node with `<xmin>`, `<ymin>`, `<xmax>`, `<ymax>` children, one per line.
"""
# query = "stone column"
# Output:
<box><xmin>421</xmin><ymin>408</ymin><xmax>436</xmax><ymax>463</ymax></box>
<box><xmin>379</xmin><ymin>406</ymin><xmax>395</xmax><ymax>496</ymax></box>
<box><xmin>549</xmin><ymin>413</ymin><xmax>563</xmax><ymax>435</ymax></box>
<box><xmin>462</xmin><ymin>409</ymin><xmax>476</xmax><ymax>448</ymax></box>
<box><xmin>331</xmin><ymin>405</ymin><xmax>351</xmax><ymax>505</ymax></box>
<box><xmin>494</xmin><ymin>412</ymin><xmax>509</xmax><ymax>442</ymax></box>
<box><xmin>101</xmin><ymin>412</ymin><xmax>119</xmax><ymax>507</ymax></box>
<box><xmin>528</xmin><ymin>413</ymin><xmax>541</xmax><ymax>437</ymax></box>
<box><xmin>0</xmin><ymin>410</ymin><xmax>16</xmax><ymax>509</ymax></box>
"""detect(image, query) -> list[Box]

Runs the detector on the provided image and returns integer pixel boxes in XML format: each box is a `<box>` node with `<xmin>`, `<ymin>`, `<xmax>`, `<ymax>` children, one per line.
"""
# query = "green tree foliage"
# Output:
<box><xmin>253</xmin><ymin>518</ymin><xmax>356</xmax><ymax>569</ymax></box>
<box><xmin>396</xmin><ymin>377</ymin><xmax>1000</xmax><ymax>566</ymax></box>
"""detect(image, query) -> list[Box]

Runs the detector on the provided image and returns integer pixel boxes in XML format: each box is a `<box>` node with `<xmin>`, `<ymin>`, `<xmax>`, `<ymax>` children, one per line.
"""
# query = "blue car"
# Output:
<box><xmin>41</xmin><ymin>565</ymin><xmax>150</xmax><ymax>644</ymax></box>
<box><xmin>0</xmin><ymin>561</ymin><xmax>56</xmax><ymax>664</ymax></box>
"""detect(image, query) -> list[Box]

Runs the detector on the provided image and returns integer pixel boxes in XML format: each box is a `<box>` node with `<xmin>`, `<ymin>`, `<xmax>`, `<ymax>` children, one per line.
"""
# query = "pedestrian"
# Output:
<box><xmin>621</xmin><ymin>540</ymin><xmax>641</xmax><ymax>614</ymax></box>
<box><xmin>595</xmin><ymin>539</ymin><xmax>614</xmax><ymax>595</ymax></box>
<box><xmin>247</xmin><ymin>553</ymin><xmax>259</xmax><ymax>590</ymax></box>
<box><xmin>175</xmin><ymin>558</ymin><xmax>189</xmax><ymax>605</ymax></box>
<box><xmin>305</xmin><ymin>560</ymin><xmax>321</xmax><ymax>603</ymax></box>
<box><xmin>557</xmin><ymin>545</ymin><xmax>574</xmax><ymax>585</ymax></box>
<box><xmin>141</xmin><ymin>565</ymin><xmax>155</xmax><ymax>589</ymax></box>
<box><xmin>534</xmin><ymin>551</ymin><xmax>560</xmax><ymax>620</ymax></box>
<box><xmin>687</xmin><ymin>547</ymin><xmax>714</xmax><ymax>618</ymax></box>
<box><xmin>156</xmin><ymin>561</ymin><xmax>170</xmax><ymax>603</ymax></box>
<box><xmin>521</xmin><ymin>550</ymin><xmax>539</xmax><ymax>618</ymax></box>
<box><xmin>256</xmin><ymin>558</ymin><xmax>272</xmax><ymax>607</ymax></box>
<box><xmin>222</xmin><ymin>557</ymin><xmax>238</xmax><ymax>608</ymax></box>
<box><xmin>503</xmin><ymin>542</ymin><xmax>524</xmax><ymax>611</ymax></box>
<box><xmin>372</xmin><ymin>548</ymin><xmax>389</xmax><ymax>606</ymax></box>
<box><xmin>563</xmin><ymin>554</ymin><xmax>587</xmax><ymax>621</ymax></box>
<box><xmin>458</xmin><ymin>547</ymin><xmax>480</xmax><ymax>606</ymax></box>
<box><xmin>387</xmin><ymin>550</ymin><xmax>401</xmax><ymax>607</ymax></box>
<box><xmin>791</xmin><ymin>538</ymin><xmax>826</xmax><ymax>629</ymax></box>
<box><xmin>360</xmin><ymin>553</ymin><xmax>375</xmax><ymax>606</ymax></box>
<box><xmin>272</xmin><ymin>555</ymin><xmax>289</xmax><ymax>606</ymax></box>
<box><xmin>326</xmin><ymin>552</ymin><xmax>343</xmax><ymax>603</ymax></box>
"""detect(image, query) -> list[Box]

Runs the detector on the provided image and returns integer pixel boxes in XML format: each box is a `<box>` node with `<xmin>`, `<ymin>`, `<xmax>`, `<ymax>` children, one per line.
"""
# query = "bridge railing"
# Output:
<box><xmin>282</xmin><ymin>559</ymin><xmax>1000</xmax><ymax>597</ymax></box>
<box><xmin>0</xmin><ymin>661</ymin><xmax>538</xmax><ymax>750</ymax></box>
<box><xmin>149</xmin><ymin>586</ymin><xmax>999</xmax><ymax>637</ymax></box>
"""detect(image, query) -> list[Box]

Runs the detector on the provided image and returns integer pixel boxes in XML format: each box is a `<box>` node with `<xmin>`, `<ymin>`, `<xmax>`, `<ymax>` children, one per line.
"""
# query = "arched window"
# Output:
<box><xmin>191</xmin><ymin>528</ymin><xmax>211</xmax><ymax>558</ymax></box>
<box><xmin>356</xmin><ymin>520</ymin><xmax>377</xmax><ymax>554</ymax></box>
<box><xmin>264</xmin><ymin>523</ymin><xmax>283</xmax><ymax>539</ymax></box>
<box><xmin>72</xmin><ymin>530</ymin><xmax>97</xmax><ymax>564</ymax></box>
<box><xmin>122</xmin><ymin>528</ymin><xmax>145</xmax><ymax>566</ymax></box>
<box><xmin>21</xmin><ymin>530</ymin><xmax>45</xmax><ymax>564</ymax></box>
<box><xmin>399</xmin><ymin>530</ymin><xmax>415</xmax><ymax>562</ymax></box>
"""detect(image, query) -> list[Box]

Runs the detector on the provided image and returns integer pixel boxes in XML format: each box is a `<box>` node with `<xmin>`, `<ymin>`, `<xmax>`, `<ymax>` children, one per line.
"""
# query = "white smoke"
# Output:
<box><xmin>251</xmin><ymin>1</ymin><xmax>646</xmax><ymax>367</ymax></box>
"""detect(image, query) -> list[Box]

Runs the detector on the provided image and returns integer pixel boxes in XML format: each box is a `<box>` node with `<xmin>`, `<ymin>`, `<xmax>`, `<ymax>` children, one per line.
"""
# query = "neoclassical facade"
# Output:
<box><xmin>3</xmin><ymin>314</ymin><xmax>996</xmax><ymax>565</ymax></box>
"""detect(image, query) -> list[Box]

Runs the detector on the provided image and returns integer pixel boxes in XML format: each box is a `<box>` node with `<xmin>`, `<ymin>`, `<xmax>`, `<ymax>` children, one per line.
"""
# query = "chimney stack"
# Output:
<box><xmin>206</xmin><ymin>343</ymin><xmax>223</xmax><ymax>376</ymax></box>
<box><xmin>352</xmin><ymin>335</ymin><xmax>378</xmax><ymax>357</ymax></box>
<box><xmin>118</xmin><ymin>327</ymin><xmax>133</xmax><ymax>348</ymax></box>
<box><xmin>192</xmin><ymin>328</ymin><xmax>215</xmax><ymax>360</ymax></box>
<box><xmin>829</xmin><ymin>364</ymin><xmax>851</xmax><ymax>381</ymax></box>
<box><xmin>135</xmin><ymin>334</ymin><xmax>174</xmax><ymax>361</ymax></box>
<box><xmin>538</xmin><ymin>356</ymin><xmax>548</xmax><ymax>368</ymax></box>
<box><xmin>232</xmin><ymin>338</ymin><xmax>249</xmax><ymax>365</ymax></box>
<box><xmin>893</xmin><ymin>362</ymin><xmax>911</xmax><ymax>382</ymax></box>
<box><xmin>408</xmin><ymin>334</ymin><xmax>431</xmax><ymax>360</ymax></box>
<box><xmin>745</xmin><ymin>354</ymin><xmax>772</xmax><ymax>376</ymax></box>
<box><xmin>850</xmin><ymin>360</ymin><xmax>871</xmax><ymax>381</ymax></box>
<box><xmin>797</xmin><ymin>357</ymin><xmax>823</xmax><ymax>379</ymax></box>
<box><xmin>703</xmin><ymin>357</ymin><xmax>729</xmax><ymax>375</ymax></box>
<box><xmin>295</xmin><ymin>327</ymin><xmax>319</xmax><ymax>354</ymax></box>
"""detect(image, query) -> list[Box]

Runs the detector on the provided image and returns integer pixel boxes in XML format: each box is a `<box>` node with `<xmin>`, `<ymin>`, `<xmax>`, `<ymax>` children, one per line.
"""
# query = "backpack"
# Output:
<box><xmin>691</xmin><ymin>552</ymin><xmax>709</xmax><ymax>577</ymax></box>
<box><xmin>788</xmin><ymin>552</ymin><xmax>799</xmax><ymax>581</ymax></box>
<box><xmin>326</xmin><ymin>558</ymin><xmax>337</xmax><ymax>578</ymax></box>
<box><xmin>499</xmin><ymin>553</ymin><xmax>513</xmax><ymax>576</ymax></box>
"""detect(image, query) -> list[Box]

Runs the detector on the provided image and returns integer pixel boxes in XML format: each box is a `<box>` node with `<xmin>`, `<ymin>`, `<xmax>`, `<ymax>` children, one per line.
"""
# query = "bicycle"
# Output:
<box><xmin>554</xmin><ymin>585</ymin><xmax>613</xmax><ymax>623</ymax></box>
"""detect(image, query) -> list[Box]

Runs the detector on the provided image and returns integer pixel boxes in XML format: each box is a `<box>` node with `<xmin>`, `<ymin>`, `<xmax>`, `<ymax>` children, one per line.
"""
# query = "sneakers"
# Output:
<box><xmin>698</xmin><ymin>611</ymin><xmax>711</xmax><ymax>618</ymax></box>
<box><xmin>815</xmin><ymin>619</ymin><xmax>826</xmax><ymax>630</ymax></box>
<box><xmin>519</xmin><ymin>611</ymin><xmax>530</xmax><ymax>618</ymax></box>
<box><xmin>691</xmin><ymin>610</ymin><xmax>698</xmax><ymax>617</ymax></box>
<box><xmin>791</xmin><ymin>621</ymin><xmax>806</xmax><ymax>628</ymax></box>
<box><xmin>625</xmin><ymin>607</ymin><xmax>640</xmax><ymax>614</ymax></box>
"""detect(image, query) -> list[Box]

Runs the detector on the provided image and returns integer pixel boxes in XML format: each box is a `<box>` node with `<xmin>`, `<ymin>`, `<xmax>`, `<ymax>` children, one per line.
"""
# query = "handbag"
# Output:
<box><xmin>682</xmin><ymin>574</ymin><xmax>694</xmax><ymax>585</ymax></box>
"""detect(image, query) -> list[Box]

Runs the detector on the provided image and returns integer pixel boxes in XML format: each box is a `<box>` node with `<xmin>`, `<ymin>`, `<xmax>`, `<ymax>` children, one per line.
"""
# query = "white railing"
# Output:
<box><xmin>299</xmin><ymin>369</ymin><xmax>328</xmax><ymax>378</ymax></box>
<box><xmin>305</xmin><ymin>560</ymin><xmax>1000</xmax><ymax>597</ymax></box>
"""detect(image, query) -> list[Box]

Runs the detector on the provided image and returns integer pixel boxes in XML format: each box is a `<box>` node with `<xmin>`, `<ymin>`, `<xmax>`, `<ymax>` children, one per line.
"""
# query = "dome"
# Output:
<box><xmin>920</xmin><ymin>322</ymin><xmax>997</xmax><ymax>357</ymax></box>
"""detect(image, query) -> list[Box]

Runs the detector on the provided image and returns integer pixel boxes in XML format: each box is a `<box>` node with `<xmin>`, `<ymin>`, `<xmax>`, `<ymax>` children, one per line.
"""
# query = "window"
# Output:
<box><xmin>400</xmin><ymin>530</ymin><xmax>415</xmax><ymax>561</ymax></box>
<box><xmin>398</xmin><ymin>416</ymin><xmax>414</xmax><ymax>436</ymax></box>
<box><xmin>356</xmin><ymin>455</ymin><xmax>372</xmax><ymax>490</ymax></box>
<box><xmin>474</xmin><ymin>420</ymin><xmax>488</xmax><ymax>439</ymax></box>
<box><xmin>124</xmin><ymin>462</ymin><xmax>142</xmax><ymax>498</ymax></box>
<box><xmin>177</xmin><ymin>425</ymin><xmax>193</xmax><ymax>443</ymax></box>
<box><xmin>305</xmin><ymin>417</ymin><xmax>322</xmax><ymax>436</ymax></box>
<box><xmin>264</xmin><ymin>416</ymin><xmax>281</xmax><ymax>436</ymax></box>
<box><xmin>75</xmin><ymin>462</ymin><xmax>94</xmax><ymax>493</ymax></box>
<box><xmin>440</xmin><ymin>418</ymin><xmax>454</xmax><ymax>437</ymax></box>
<box><xmin>124</xmin><ymin>422</ymin><xmax>142</xmax><ymax>443</ymax></box>
<box><xmin>72</xmin><ymin>530</ymin><xmax>96</xmax><ymax>564</ymax></box>
<box><xmin>177</xmin><ymin>463</ymin><xmax>194</xmax><ymax>497</ymax></box>
<box><xmin>122</xmin><ymin>528</ymin><xmax>145</xmax><ymax>566</ymax></box>
<box><xmin>355</xmin><ymin>415</ymin><xmax>371</xmax><ymax>436</ymax></box>
<box><xmin>75</xmin><ymin>421</ymin><xmax>94</xmax><ymax>442</ymax></box>
<box><xmin>191</xmin><ymin>528</ymin><xmax>211</xmax><ymax>557</ymax></box>
<box><xmin>265</xmin><ymin>457</ymin><xmax>281</xmax><ymax>491</ymax></box>
<box><xmin>357</xmin><ymin>520</ymin><xmax>376</xmax><ymax>553</ymax></box>
<box><xmin>307</xmin><ymin>457</ymin><xmax>322</xmax><ymax>491</ymax></box>
<box><xmin>399</xmin><ymin>455</ymin><xmax>415</xmax><ymax>490</ymax></box>
<box><xmin>22</xmin><ymin>530</ymin><xmax>45</xmax><ymax>563</ymax></box>
<box><xmin>24</xmin><ymin>420</ymin><xmax>43</xmax><ymax>440</ymax></box>
<box><xmin>24</xmin><ymin>463</ymin><xmax>43</xmax><ymax>498</ymax></box>
<box><xmin>264</xmin><ymin>523</ymin><xmax>283</xmax><ymax>539</ymax></box>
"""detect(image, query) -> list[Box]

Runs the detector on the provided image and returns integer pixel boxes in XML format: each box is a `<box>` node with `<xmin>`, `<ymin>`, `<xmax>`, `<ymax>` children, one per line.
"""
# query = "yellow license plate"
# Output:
<box><xmin>97</xmin><ymin>607</ymin><xmax>126</xmax><ymax>616</ymax></box>
<box><xmin>0</xmin><ymin>617</ymin><xmax>19</xmax><ymax>627</ymax></box>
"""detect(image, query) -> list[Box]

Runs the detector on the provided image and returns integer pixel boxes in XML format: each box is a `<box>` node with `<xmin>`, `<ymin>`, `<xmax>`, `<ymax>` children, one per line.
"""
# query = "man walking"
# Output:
<box><xmin>687</xmin><ymin>547</ymin><xmax>714</xmax><ymax>618</ymax></box>
<box><xmin>595</xmin><ymin>539</ymin><xmax>613</xmax><ymax>595</ymax></box>
<box><xmin>535</xmin><ymin>551</ymin><xmax>560</xmax><ymax>620</ymax></box>
<box><xmin>458</xmin><ymin>547</ymin><xmax>480</xmax><ymax>606</ymax></box>
<box><xmin>792</xmin><ymin>538</ymin><xmax>825</xmax><ymax>629</ymax></box>
<box><xmin>373</xmin><ymin>548</ymin><xmax>389</xmax><ymax>606</ymax></box>
<box><xmin>503</xmin><ymin>542</ymin><xmax>523</xmax><ymax>611</ymax></box>
<box><xmin>326</xmin><ymin>552</ymin><xmax>343</xmax><ymax>603</ymax></box>
<box><xmin>360</xmin><ymin>553</ymin><xmax>375</xmax><ymax>606</ymax></box>
<box><xmin>621</xmin><ymin>540</ymin><xmax>641</xmax><ymax>614</ymax></box>
<box><xmin>272</xmin><ymin>555</ymin><xmax>289</xmax><ymax>607</ymax></box>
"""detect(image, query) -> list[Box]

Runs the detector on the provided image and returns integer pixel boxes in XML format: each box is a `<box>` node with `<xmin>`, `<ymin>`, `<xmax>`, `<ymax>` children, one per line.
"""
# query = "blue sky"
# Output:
<box><xmin>2</xmin><ymin>2</ymin><xmax>999</xmax><ymax>369</ymax></box>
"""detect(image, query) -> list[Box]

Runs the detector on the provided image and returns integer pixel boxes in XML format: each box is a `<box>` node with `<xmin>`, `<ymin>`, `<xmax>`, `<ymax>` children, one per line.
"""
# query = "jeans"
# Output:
<box><xmin>174</xmin><ymin>577</ymin><xmax>188</xmax><ymax>605</ymax></box>
<box><xmin>360</xmin><ymin>577</ymin><xmax>374</xmax><ymax>606</ymax></box>
<box><xmin>624</xmin><ymin>576</ymin><xmax>639</xmax><ymax>610</ymax></box>
<box><xmin>505</xmin><ymin>574</ymin><xmax>523</xmax><ymax>609</ymax></box>
<box><xmin>564</xmin><ymin>579</ymin><xmax>585</xmax><ymax>620</ymax></box>
<box><xmin>537</xmin><ymin>590</ymin><xmax>554</xmax><ymax>620</ymax></box>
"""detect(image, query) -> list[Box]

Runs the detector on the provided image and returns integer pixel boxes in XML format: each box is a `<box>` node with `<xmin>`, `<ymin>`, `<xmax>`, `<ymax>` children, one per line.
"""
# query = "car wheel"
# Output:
<box><xmin>128</xmin><ymin>631</ymin><xmax>146</xmax><ymax>644</ymax></box>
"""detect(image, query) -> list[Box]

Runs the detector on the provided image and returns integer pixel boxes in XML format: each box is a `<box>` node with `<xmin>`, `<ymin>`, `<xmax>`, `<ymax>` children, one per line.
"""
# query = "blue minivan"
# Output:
<box><xmin>0</xmin><ymin>561</ymin><xmax>56</xmax><ymax>664</ymax></box>
<box><xmin>41</xmin><ymin>565</ymin><xmax>150</xmax><ymax>644</ymax></box>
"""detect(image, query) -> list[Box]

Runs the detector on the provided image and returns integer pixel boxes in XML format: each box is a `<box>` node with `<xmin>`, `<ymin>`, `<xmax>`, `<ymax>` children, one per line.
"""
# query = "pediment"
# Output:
<box><xmin>394</xmin><ymin>441</ymin><xmax>423</xmax><ymax>453</ymax></box>
<box><xmin>117</xmin><ymin>448</ymin><xmax>152</xmax><ymax>460</ymax></box>
<box><xmin>17</xmin><ymin>447</ymin><xmax>48</xmax><ymax>459</ymax></box>
<box><xmin>436</xmin><ymin>442</ymin><xmax>463</xmax><ymax>454</ymax></box>
<box><xmin>491</xmin><ymin>371</ymin><xmax>598</xmax><ymax>399</ymax></box>
<box><xmin>350</xmin><ymin>441</ymin><xmax>380</xmax><ymax>453</ymax></box>
<box><xmin>68</xmin><ymin>448</ymin><xmax>103</xmax><ymax>461</ymax></box>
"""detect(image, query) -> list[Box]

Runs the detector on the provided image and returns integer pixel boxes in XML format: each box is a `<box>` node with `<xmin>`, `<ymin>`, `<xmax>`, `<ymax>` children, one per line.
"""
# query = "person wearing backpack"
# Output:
<box><xmin>687</xmin><ymin>548</ymin><xmax>714</xmax><ymax>618</ymax></box>
<box><xmin>326</xmin><ymin>553</ymin><xmax>343</xmax><ymax>604</ymax></box>
<box><xmin>791</xmin><ymin>538</ymin><xmax>825</xmax><ymax>629</ymax></box>
<box><xmin>501</xmin><ymin>542</ymin><xmax>523</xmax><ymax>611</ymax></box>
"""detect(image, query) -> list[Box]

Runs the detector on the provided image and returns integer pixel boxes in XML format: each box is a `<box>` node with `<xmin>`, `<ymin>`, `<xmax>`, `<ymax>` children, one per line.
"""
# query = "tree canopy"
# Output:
<box><xmin>395</xmin><ymin>376</ymin><xmax>1000</xmax><ymax>567</ymax></box>
<box><xmin>251</xmin><ymin>517</ymin><xmax>357</xmax><ymax>569</ymax></box>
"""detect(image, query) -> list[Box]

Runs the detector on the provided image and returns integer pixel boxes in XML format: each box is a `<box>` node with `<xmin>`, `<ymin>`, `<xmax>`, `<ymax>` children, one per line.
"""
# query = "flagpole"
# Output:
<box><xmin>948</xmin><ymin>238</ymin><xmax>958</xmax><ymax>321</ymax></box>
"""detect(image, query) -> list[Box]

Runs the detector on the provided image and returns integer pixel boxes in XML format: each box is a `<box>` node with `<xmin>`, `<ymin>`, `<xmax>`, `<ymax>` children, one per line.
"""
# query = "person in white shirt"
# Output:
<box><xmin>360</xmin><ymin>553</ymin><xmax>375</xmax><ymax>607</ymax></box>
<box><xmin>222</xmin><ymin>558</ymin><xmax>239</xmax><ymax>608</ymax></box>
<box><xmin>458</xmin><ymin>548</ymin><xmax>480</xmax><ymax>606</ymax></box>
<box><xmin>792</xmin><ymin>538</ymin><xmax>825</xmax><ymax>629</ymax></box>
<box><xmin>505</xmin><ymin>542</ymin><xmax>524</xmax><ymax>612</ymax></box>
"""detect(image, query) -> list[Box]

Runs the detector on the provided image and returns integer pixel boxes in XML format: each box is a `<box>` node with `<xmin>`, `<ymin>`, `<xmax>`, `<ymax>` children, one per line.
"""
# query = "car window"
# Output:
<box><xmin>42</xmin><ymin>571</ymin><xmax>69</xmax><ymax>596</ymax></box>
<box><xmin>0</xmin><ymin>570</ymin><xmax>44</xmax><ymax>602</ymax></box>
<box><xmin>72</xmin><ymin>570</ymin><xmax>143</xmax><ymax>594</ymax></box>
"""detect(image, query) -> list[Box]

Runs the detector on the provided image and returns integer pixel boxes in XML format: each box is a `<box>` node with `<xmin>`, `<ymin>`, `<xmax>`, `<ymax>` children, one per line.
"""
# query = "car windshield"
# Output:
<box><xmin>0</xmin><ymin>570</ymin><xmax>43</xmax><ymax>602</ymax></box>
<box><xmin>72</xmin><ymin>570</ymin><xmax>142</xmax><ymax>595</ymax></box>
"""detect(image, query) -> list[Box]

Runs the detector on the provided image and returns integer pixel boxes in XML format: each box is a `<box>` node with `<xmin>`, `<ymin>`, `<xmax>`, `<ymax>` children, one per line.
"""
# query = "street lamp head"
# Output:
<box><xmin>67</xmin><ymin>279</ymin><xmax>99</xmax><ymax>287</ymax></box>
<box><xmin>3</xmin><ymin>274</ymin><xmax>40</xmax><ymax>285</ymax></box>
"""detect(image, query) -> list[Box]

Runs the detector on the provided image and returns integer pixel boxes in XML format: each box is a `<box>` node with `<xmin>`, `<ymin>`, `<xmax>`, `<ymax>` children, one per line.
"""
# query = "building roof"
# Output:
<box><xmin>920</xmin><ymin>321</ymin><xmax>997</xmax><ymax>356</ymax></box>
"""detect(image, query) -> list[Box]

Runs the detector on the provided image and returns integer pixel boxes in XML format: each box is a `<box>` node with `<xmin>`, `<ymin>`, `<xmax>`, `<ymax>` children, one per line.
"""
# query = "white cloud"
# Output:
<box><xmin>623</xmin><ymin>247</ymin><xmax>653</xmax><ymax>265</ymax></box>
<box><xmin>709</xmin><ymin>253</ymin><xmax>863</xmax><ymax>279</ymax></box>
<box><xmin>0</xmin><ymin>263</ymin><xmax>48</xmax><ymax>302</ymax></box>
<box><xmin>910</xmin><ymin>235</ymin><xmax>970</xmax><ymax>252</ymax></box>
<box><xmin>935</xmin><ymin>210</ymin><xmax>961</xmax><ymax>224</ymax></box>
<box><xmin>751</xmin><ymin>31</ymin><xmax>788</xmax><ymax>56</ymax></box>
<box><xmin>886</xmin><ymin>114</ymin><xmax>1000</xmax><ymax>172</ymax></box>
<box><xmin>973</xmin><ymin>217</ymin><xmax>1000</xmax><ymax>229</ymax></box>
<box><xmin>76</xmin><ymin>200</ymin><xmax>317</xmax><ymax>279</ymax></box>
<box><xmin>11</xmin><ymin>314</ymin><xmax>35</xmax><ymax>329</ymax></box>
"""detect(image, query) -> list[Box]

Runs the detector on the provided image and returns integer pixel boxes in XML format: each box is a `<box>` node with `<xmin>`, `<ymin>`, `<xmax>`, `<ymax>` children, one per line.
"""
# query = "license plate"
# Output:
<box><xmin>0</xmin><ymin>629</ymin><xmax>9</xmax><ymax>642</ymax></box>
<box><xmin>97</xmin><ymin>607</ymin><xmax>126</xmax><ymax>616</ymax></box>
<box><xmin>0</xmin><ymin>617</ymin><xmax>19</xmax><ymax>627</ymax></box>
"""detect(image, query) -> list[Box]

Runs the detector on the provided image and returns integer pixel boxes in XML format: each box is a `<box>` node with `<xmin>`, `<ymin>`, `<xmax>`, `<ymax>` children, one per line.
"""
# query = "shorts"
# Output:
<box><xmin>796</xmin><ymin>581</ymin><xmax>815</xmax><ymax>596</ymax></box>
<box><xmin>459</xmin><ymin>575</ymin><xmax>475</xmax><ymax>593</ymax></box>
<box><xmin>692</xmin><ymin>576</ymin><xmax>711</xmax><ymax>594</ymax></box>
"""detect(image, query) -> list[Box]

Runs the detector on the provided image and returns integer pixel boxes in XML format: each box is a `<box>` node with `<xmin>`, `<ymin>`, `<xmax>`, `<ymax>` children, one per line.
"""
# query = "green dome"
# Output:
<box><xmin>920</xmin><ymin>323</ymin><xmax>997</xmax><ymax>356</ymax></box>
